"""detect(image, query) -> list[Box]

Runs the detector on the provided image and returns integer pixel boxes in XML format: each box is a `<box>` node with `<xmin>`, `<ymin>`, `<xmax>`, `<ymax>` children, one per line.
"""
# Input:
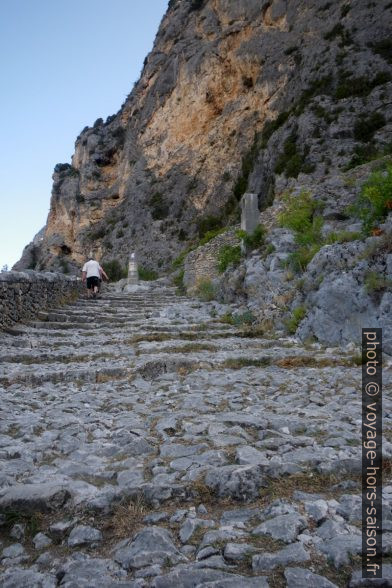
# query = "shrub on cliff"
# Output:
<box><xmin>199</xmin><ymin>227</ymin><xmax>226</xmax><ymax>246</ymax></box>
<box><xmin>89</xmin><ymin>226</ymin><xmax>107</xmax><ymax>240</ymax></box>
<box><xmin>150</xmin><ymin>192</ymin><xmax>169</xmax><ymax>221</ymax></box>
<box><xmin>217</xmin><ymin>245</ymin><xmax>241</xmax><ymax>273</ymax></box>
<box><xmin>233</xmin><ymin>134</ymin><xmax>260</xmax><ymax>200</ymax></box>
<box><xmin>173</xmin><ymin>269</ymin><xmax>185</xmax><ymax>294</ymax></box>
<box><xmin>54</xmin><ymin>163</ymin><xmax>79</xmax><ymax>177</ymax></box>
<box><xmin>197</xmin><ymin>215</ymin><xmax>224</xmax><ymax>238</ymax></box>
<box><xmin>344</xmin><ymin>143</ymin><xmax>392</xmax><ymax>170</ymax></box>
<box><xmin>195</xmin><ymin>279</ymin><xmax>216</xmax><ymax>301</ymax></box>
<box><xmin>364</xmin><ymin>271</ymin><xmax>392</xmax><ymax>294</ymax></box>
<box><xmin>189</xmin><ymin>0</ymin><xmax>205</xmax><ymax>11</ymax></box>
<box><xmin>371</xmin><ymin>39</ymin><xmax>392</xmax><ymax>64</ymax></box>
<box><xmin>274</xmin><ymin>134</ymin><xmax>315</xmax><ymax>179</ymax></box>
<box><xmin>285</xmin><ymin>305</ymin><xmax>307</xmax><ymax>334</ymax></box>
<box><xmin>102</xmin><ymin>260</ymin><xmax>127</xmax><ymax>282</ymax></box>
<box><xmin>335</xmin><ymin>71</ymin><xmax>391</xmax><ymax>100</ymax></box>
<box><xmin>279</xmin><ymin>191</ymin><xmax>323</xmax><ymax>242</ymax></box>
<box><xmin>236</xmin><ymin>225</ymin><xmax>266</xmax><ymax>250</ymax></box>
<box><xmin>354</xmin><ymin>113</ymin><xmax>386</xmax><ymax>143</ymax></box>
<box><xmin>138</xmin><ymin>267</ymin><xmax>158</xmax><ymax>281</ymax></box>
<box><xmin>278</xmin><ymin>190</ymin><xmax>324</xmax><ymax>272</ymax></box>
<box><xmin>352</xmin><ymin>164</ymin><xmax>392</xmax><ymax>233</ymax></box>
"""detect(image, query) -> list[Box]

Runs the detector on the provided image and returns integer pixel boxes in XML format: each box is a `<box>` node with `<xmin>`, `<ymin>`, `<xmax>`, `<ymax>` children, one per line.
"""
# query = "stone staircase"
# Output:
<box><xmin>0</xmin><ymin>281</ymin><xmax>391</xmax><ymax>587</ymax></box>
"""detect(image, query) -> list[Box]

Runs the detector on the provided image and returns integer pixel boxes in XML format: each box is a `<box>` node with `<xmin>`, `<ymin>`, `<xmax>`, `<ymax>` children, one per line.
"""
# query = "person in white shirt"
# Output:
<box><xmin>82</xmin><ymin>256</ymin><xmax>109</xmax><ymax>298</ymax></box>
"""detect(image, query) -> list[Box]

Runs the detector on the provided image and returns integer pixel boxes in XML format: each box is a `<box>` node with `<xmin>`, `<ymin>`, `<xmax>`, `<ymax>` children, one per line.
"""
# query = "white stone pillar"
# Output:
<box><xmin>240</xmin><ymin>193</ymin><xmax>259</xmax><ymax>253</ymax></box>
<box><xmin>240</xmin><ymin>193</ymin><xmax>259</xmax><ymax>234</ymax></box>
<box><xmin>128</xmin><ymin>252</ymin><xmax>139</xmax><ymax>285</ymax></box>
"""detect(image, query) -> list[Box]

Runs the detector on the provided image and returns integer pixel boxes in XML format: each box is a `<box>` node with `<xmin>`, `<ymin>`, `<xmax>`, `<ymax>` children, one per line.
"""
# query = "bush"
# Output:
<box><xmin>89</xmin><ymin>226</ymin><xmax>106</xmax><ymax>240</ymax></box>
<box><xmin>361</xmin><ymin>230</ymin><xmax>392</xmax><ymax>260</ymax></box>
<box><xmin>54</xmin><ymin>163</ymin><xmax>72</xmax><ymax>173</ymax></box>
<box><xmin>325</xmin><ymin>230</ymin><xmax>362</xmax><ymax>244</ymax></box>
<box><xmin>364</xmin><ymin>271</ymin><xmax>392</xmax><ymax>294</ymax></box>
<box><xmin>236</xmin><ymin>225</ymin><xmax>266</xmax><ymax>249</ymax></box>
<box><xmin>233</xmin><ymin>175</ymin><xmax>248</xmax><ymax>200</ymax></box>
<box><xmin>261</xmin><ymin>111</ymin><xmax>290</xmax><ymax>147</ymax></box>
<box><xmin>352</xmin><ymin>165</ymin><xmax>392</xmax><ymax>233</ymax></box>
<box><xmin>173</xmin><ymin>269</ymin><xmax>185</xmax><ymax>294</ymax></box>
<box><xmin>335</xmin><ymin>72</ymin><xmax>391</xmax><ymax>99</ymax></box>
<box><xmin>279</xmin><ymin>191</ymin><xmax>324</xmax><ymax>272</ymax></box>
<box><xmin>233</xmin><ymin>133</ymin><xmax>260</xmax><ymax>200</ymax></box>
<box><xmin>279</xmin><ymin>191</ymin><xmax>323</xmax><ymax>239</ymax></box>
<box><xmin>286</xmin><ymin>244</ymin><xmax>322</xmax><ymax>273</ymax></box>
<box><xmin>220</xmin><ymin>312</ymin><xmax>235</xmax><ymax>325</ymax></box>
<box><xmin>189</xmin><ymin>0</ymin><xmax>204</xmax><ymax>10</ymax></box>
<box><xmin>295</xmin><ymin>75</ymin><xmax>333</xmax><ymax>116</ymax></box>
<box><xmin>172</xmin><ymin>244</ymin><xmax>197</xmax><ymax>268</ymax></box>
<box><xmin>178</xmin><ymin>229</ymin><xmax>187</xmax><ymax>241</ymax></box>
<box><xmin>372</xmin><ymin>39</ymin><xmax>392</xmax><ymax>64</ymax></box>
<box><xmin>324</xmin><ymin>23</ymin><xmax>344</xmax><ymax>40</ymax></box>
<box><xmin>224</xmin><ymin>195</ymin><xmax>241</xmax><ymax>221</ymax></box>
<box><xmin>195</xmin><ymin>279</ymin><xmax>216</xmax><ymax>301</ymax></box>
<box><xmin>172</xmin><ymin>251</ymin><xmax>187</xmax><ymax>269</ymax></box>
<box><xmin>264</xmin><ymin>243</ymin><xmax>276</xmax><ymax>256</ymax></box>
<box><xmin>197</xmin><ymin>215</ymin><xmax>223</xmax><ymax>238</ymax></box>
<box><xmin>138</xmin><ymin>267</ymin><xmax>158</xmax><ymax>281</ymax></box>
<box><xmin>354</xmin><ymin>113</ymin><xmax>386</xmax><ymax>143</ymax></box>
<box><xmin>324</xmin><ymin>23</ymin><xmax>353</xmax><ymax>45</ymax></box>
<box><xmin>217</xmin><ymin>245</ymin><xmax>242</xmax><ymax>273</ymax></box>
<box><xmin>102</xmin><ymin>259</ymin><xmax>127</xmax><ymax>282</ymax></box>
<box><xmin>285</xmin><ymin>305</ymin><xmax>307</xmax><ymax>334</ymax></box>
<box><xmin>59</xmin><ymin>258</ymin><xmax>69</xmax><ymax>274</ymax></box>
<box><xmin>345</xmin><ymin>143</ymin><xmax>392</xmax><ymax>170</ymax></box>
<box><xmin>232</xmin><ymin>310</ymin><xmax>256</xmax><ymax>326</ymax></box>
<box><xmin>199</xmin><ymin>227</ymin><xmax>226</xmax><ymax>246</ymax></box>
<box><xmin>274</xmin><ymin>134</ymin><xmax>313</xmax><ymax>179</ymax></box>
<box><xmin>150</xmin><ymin>192</ymin><xmax>169</xmax><ymax>220</ymax></box>
<box><xmin>111</xmin><ymin>126</ymin><xmax>126</xmax><ymax>145</ymax></box>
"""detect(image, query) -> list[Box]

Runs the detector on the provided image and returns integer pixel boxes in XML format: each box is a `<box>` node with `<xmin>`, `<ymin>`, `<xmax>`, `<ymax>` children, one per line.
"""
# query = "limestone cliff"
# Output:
<box><xmin>15</xmin><ymin>0</ymin><xmax>392</xmax><ymax>275</ymax></box>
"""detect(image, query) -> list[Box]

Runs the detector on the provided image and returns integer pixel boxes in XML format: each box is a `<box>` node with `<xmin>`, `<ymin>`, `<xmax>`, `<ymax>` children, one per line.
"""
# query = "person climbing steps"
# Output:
<box><xmin>81</xmin><ymin>253</ymin><xmax>109</xmax><ymax>299</ymax></box>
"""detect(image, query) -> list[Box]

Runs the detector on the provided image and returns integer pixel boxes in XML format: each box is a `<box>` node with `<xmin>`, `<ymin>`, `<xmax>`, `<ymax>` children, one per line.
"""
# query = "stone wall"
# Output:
<box><xmin>0</xmin><ymin>271</ymin><xmax>83</xmax><ymax>330</ymax></box>
<box><xmin>183</xmin><ymin>228</ymin><xmax>239</xmax><ymax>293</ymax></box>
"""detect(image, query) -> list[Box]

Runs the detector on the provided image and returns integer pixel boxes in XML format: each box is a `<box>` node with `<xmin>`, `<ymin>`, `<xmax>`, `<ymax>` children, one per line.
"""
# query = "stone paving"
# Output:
<box><xmin>0</xmin><ymin>280</ymin><xmax>391</xmax><ymax>587</ymax></box>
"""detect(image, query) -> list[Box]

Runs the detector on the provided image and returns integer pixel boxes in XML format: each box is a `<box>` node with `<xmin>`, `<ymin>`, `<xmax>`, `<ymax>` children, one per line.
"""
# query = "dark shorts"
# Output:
<box><xmin>86</xmin><ymin>276</ymin><xmax>100</xmax><ymax>290</ymax></box>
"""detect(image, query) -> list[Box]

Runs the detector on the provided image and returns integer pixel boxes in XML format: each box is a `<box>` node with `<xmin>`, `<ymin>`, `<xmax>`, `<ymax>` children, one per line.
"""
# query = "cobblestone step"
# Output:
<box><xmin>0</xmin><ymin>281</ymin><xmax>390</xmax><ymax>587</ymax></box>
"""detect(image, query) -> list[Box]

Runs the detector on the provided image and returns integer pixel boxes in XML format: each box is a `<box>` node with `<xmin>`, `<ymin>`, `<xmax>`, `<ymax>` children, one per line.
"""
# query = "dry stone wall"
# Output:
<box><xmin>183</xmin><ymin>228</ymin><xmax>239</xmax><ymax>293</ymax></box>
<box><xmin>0</xmin><ymin>271</ymin><xmax>83</xmax><ymax>329</ymax></box>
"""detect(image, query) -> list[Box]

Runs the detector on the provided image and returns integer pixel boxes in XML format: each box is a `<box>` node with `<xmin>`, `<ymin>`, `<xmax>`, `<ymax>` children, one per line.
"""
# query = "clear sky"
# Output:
<box><xmin>0</xmin><ymin>0</ymin><xmax>169</xmax><ymax>270</ymax></box>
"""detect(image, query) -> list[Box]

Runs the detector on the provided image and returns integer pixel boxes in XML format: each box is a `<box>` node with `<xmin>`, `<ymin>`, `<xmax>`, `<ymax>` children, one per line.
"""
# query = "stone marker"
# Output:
<box><xmin>128</xmin><ymin>252</ymin><xmax>139</xmax><ymax>285</ymax></box>
<box><xmin>240</xmin><ymin>193</ymin><xmax>259</xmax><ymax>234</ymax></box>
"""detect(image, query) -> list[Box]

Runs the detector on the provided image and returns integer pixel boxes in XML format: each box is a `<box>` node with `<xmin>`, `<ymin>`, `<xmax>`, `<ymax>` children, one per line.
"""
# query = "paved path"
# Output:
<box><xmin>0</xmin><ymin>281</ymin><xmax>391</xmax><ymax>587</ymax></box>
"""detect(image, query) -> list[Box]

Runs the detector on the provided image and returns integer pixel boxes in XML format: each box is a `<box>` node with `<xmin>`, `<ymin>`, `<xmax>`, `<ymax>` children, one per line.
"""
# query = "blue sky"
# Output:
<box><xmin>0</xmin><ymin>0</ymin><xmax>168</xmax><ymax>269</ymax></box>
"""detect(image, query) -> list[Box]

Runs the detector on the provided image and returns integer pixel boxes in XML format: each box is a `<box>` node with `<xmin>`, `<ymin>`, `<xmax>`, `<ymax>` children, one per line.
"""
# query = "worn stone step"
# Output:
<box><xmin>0</xmin><ymin>280</ymin><xmax>377</xmax><ymax>588</ymax></box>
<box><xmin>0</xmin><ymin>364</ymin><xmax>130</xmax><ymax>387</ymax></box>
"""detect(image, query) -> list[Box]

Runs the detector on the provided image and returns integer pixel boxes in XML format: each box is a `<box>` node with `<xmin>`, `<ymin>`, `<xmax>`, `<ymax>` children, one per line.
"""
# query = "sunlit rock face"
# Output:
<box><xmin>15</xmin><ymin>0</ymin><xmax>392</xmax><ymax>274</ymax></box>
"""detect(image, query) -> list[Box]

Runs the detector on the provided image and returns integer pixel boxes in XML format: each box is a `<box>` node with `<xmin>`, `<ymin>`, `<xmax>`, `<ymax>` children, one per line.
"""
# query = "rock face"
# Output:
<box><xmin>185</xmin><ymin>162</ymin><xmax>392</xmax><ymax>351</ymax></box>
<box><xmin>15</xmin><ymin>0</ymin><xmax>392</xmax><ymax>280</ymax></box>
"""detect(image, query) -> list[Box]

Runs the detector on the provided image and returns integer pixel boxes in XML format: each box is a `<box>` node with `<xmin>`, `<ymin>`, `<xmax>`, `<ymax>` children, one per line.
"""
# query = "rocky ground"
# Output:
<box><xmin>0</xmin><ymin>280</ymin><xmax>391</xmax><ymax>587</ymax></box>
